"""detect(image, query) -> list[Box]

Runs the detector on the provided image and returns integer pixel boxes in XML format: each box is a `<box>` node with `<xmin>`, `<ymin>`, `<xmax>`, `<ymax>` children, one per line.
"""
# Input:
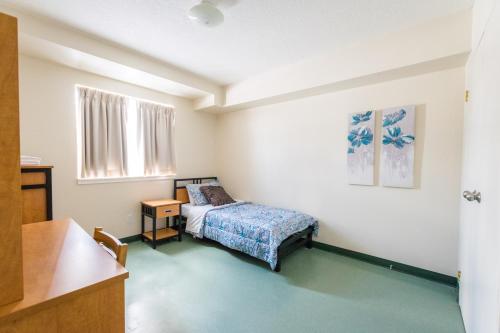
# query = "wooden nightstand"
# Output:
<box><xmin>141</xmin><ymin>199</ymin><xmax>183</xmax><ymax>249</ymax></box>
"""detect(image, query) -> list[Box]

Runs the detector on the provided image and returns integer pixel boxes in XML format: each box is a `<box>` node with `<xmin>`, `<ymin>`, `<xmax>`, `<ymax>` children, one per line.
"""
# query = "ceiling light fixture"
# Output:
<box><xmin>188</xmin><ymin>1</ymin><xmax>224</xmax><ymax>28</ymax></box>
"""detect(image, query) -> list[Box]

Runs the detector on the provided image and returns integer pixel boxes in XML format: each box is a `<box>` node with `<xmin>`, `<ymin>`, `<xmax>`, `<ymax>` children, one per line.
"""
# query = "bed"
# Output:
<box><xmin>173</xmin><ymin>177</ymin><xmax>318</xmax><ymax>272</ymax></box>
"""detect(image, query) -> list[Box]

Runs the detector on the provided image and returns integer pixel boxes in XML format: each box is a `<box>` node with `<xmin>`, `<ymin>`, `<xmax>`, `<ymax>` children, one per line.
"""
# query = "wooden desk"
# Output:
<box><xmin>0</xmin><ymin>219</ymin><xmax>129</xmax><ymax>332</ymax></box>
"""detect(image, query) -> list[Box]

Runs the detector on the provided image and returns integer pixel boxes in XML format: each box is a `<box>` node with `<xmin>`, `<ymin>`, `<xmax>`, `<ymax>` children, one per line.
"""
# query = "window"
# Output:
<box><xmin>76</xmin><ymin>86</ymin><xmax>176</xmax><ymax>184</ymax></box>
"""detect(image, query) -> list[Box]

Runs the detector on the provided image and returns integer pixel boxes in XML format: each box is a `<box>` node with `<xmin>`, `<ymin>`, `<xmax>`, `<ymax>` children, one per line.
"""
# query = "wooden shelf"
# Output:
<box><xmin>141</xmin><ymin>199</ymin><xmax>182</xmax><ymax>208</ymax></box>
<box><xmin>142</xmin><ymin>228</ymin><xmax>178</xmax><ymax>241</ymax></box>
<box><xmin>20</xmin><ymin>165</ymin><xmax>53</xmax><ymax>169</ymax></box>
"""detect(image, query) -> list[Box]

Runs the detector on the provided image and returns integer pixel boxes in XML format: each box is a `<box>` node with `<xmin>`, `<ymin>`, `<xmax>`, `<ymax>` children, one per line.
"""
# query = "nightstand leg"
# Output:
<box><xmin>141</xmin><ymin>213</ymin><xmax>145</xmax><ymax>242</ymax></box>
<box><xmin>178</xmin><ymin>207</ymin><xmax>182</xmax><ymax>242</ymax></box>
<box><xmin>152</xmin><ymin>217</ymin><xmax>157</xmax><ymax>249</ymax></box>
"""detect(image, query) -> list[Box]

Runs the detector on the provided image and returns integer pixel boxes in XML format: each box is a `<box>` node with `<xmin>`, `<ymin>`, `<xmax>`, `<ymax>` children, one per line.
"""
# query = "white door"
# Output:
<box><xmin>459</xmin><ymin>2</ymin><xmax>500</xmax><ymax>333</ymax></box>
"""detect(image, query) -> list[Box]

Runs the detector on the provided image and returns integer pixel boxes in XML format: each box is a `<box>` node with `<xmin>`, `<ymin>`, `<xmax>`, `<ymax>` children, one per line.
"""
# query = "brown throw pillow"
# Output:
<box><xmin>200</xmin><ymin>186</ymin><xmax>235</xmax><ymax>206</ymax></box>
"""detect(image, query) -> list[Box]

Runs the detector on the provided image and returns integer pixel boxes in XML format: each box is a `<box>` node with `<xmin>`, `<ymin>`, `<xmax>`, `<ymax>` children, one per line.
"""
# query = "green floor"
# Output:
<box><xmin>125</xmin><ymin>236</ymin><xmax>465</xmax><ymax>333</ymax></box>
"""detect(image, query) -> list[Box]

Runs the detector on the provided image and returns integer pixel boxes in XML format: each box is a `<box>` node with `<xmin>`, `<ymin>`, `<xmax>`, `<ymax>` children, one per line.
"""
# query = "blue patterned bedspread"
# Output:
<box><xmin>202</xmin><ymin>203</ymin><xmax>318</xmax><ymax>269</ymax></box>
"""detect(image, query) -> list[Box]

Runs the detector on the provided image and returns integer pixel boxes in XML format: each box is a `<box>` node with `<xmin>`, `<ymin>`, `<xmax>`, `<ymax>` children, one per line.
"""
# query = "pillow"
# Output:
<box><xmin>200</xmin><ymin>186</ymin><xmax>235</xmax><ymax>207</ymax></box>
<box><xmin>186</xmin><ymin>181</ymin><xmax>219</xmax><ymax>205</ymax></box>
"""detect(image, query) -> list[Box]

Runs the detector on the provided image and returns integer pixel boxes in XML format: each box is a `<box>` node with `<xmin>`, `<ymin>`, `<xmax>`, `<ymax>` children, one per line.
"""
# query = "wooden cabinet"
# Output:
<box><xmin>21</xmin><ymin>166</ymin><xmax>53</xmax><ymax>224</ymax></box>
<box><xmin>0</xmin><ymin>11</ymin><xmax>23</xmax><ymax>306</ymax></box>
<box><xmin>141</xmin><ymin>199</ymin><xmax>183</xmax><ymax>248</ymax></box>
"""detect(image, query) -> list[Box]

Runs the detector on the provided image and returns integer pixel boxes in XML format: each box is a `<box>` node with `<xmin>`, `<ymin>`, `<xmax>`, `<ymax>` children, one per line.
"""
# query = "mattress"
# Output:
<box><xmin>182</xmin><ymin>201</ymin><xmax>318</xmax><ymax>269</ymax></box>
<box><xmin>181</xmin><ymin>203</ymin><xmax>197</xmax><ymax>218</ymax></box>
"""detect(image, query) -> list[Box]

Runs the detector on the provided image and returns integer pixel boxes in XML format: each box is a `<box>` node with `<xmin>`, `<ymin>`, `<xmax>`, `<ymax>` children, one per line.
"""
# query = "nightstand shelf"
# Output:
<box><xmin>142</xmin><ymin>228</ymin><xmax>178</xmax><ymax>241</ymax></box>
<box><xmin>141</xmin><ymin>199</ymin><xmax>183</xmax><ymax>249</ymax></box>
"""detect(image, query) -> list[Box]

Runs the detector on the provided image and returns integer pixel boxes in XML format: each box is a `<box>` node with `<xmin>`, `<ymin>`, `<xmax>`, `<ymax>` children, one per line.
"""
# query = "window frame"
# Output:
<box><xmin>75</xmin><ymin>85</ymin><xmax>177</xmax><ymax>185</ymax></box>
<box><xmin>76</xmin><ymin>174</ymin><xmax>174</xmax><ymax>185</ymax></box>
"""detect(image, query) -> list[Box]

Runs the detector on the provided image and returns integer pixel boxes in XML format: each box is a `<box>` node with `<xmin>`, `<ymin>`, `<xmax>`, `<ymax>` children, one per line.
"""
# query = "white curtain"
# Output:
<box><xmin>137</xmin><ymin>101</ymin><xmax>176</xmax><ymax>176</ymax></box>
<box><xmin>79</xmin><ymin>87</ymin><xmax>128</xmax><ymax>178</ymax></box>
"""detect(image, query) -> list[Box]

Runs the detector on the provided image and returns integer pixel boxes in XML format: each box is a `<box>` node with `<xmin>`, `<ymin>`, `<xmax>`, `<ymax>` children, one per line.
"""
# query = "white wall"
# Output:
<box><xmin>216</xmin><ymin>67</ymin><xmax>464</xmax><ymax>276</ymax></box>
<box><xmin>18</xmin><ymin>55</ymin><xmax>217</xmax><ymax>238</ymax></box>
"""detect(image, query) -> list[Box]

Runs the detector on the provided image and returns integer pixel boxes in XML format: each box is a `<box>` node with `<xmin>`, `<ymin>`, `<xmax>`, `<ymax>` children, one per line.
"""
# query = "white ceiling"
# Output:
<box><xmin>1</xmin><ymin>0</ymin><xmax>472</xmax><ymax>85</ymax></box>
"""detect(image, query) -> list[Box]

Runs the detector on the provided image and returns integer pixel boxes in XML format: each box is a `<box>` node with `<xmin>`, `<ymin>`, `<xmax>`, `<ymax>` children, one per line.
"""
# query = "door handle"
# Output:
<box><xmin>463</xmin><ymin>190</ymin><xmax>481</xmax><ymax>203</ymax></box>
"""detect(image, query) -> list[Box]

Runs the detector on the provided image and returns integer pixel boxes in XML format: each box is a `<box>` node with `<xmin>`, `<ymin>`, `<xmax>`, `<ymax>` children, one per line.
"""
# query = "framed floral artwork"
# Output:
<box><xmin>380</xmin><ymin>105</ymin><xmax>416</xmax><ymax>188</ymax></box>
<box><xmin>347</xmin><ymin>110</ymin><xmax>375</xmax><ymax>185</ymax></box>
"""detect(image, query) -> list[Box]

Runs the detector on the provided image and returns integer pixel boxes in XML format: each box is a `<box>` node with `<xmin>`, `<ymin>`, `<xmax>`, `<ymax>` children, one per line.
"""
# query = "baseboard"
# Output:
<box><xmin>119</xmin><ymin>234</ymin><xmax>141</xmax><ymax>243</ymax></box>
<box><xmin>312</xmin><ymin>241</ymin><xmax>457</xmax><ymax>287</ymax></box>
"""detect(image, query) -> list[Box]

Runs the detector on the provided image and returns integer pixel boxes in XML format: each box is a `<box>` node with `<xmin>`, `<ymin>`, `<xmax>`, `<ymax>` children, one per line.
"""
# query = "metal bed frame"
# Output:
<box><xmin>173</xmin><ymin>177</ymin><xmax>314</xmax><ymax>272</ymax></box>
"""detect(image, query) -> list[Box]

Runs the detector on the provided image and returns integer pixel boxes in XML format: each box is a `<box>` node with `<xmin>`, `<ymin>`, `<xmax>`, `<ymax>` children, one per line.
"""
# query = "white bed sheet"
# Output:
<box><xmin>182</xmin><ymin>203</ymin><xmax>213</xmax><ymax>237</ymax></box>
<box><xmin>181</xmin><ymin>203</ymin><xmax>195</xmax><ymax>218</ymax></box>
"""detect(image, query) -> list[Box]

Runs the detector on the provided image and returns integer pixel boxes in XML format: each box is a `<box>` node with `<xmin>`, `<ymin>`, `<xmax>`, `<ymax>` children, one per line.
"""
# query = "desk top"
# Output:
<box><xmin>20</xmin><ymin>165</ymin><xmax>53</xmax><ymax>169</ymax></box>
<box><xmin>0</xmin><ymin>219</ymin><xmax>129</xmax><ymax>322</ymax></box>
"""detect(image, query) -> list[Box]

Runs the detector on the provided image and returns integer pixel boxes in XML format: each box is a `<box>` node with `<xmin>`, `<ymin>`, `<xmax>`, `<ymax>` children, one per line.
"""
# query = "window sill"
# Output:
<box><xmin>77</xmin><ymin>175</ymin><xmax>175</xmax><ymax>185</ymax></box>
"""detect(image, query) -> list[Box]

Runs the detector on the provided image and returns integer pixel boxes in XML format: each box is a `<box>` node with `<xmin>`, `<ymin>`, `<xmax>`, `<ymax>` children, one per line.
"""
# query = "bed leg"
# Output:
<box><xmin>274</xmin><ymin>259</ymin><xmax>281</xmax><ymax>272</ymax></box>
<box><xmin>306</xmin><ymin>230</ymin><xmax>313</xmax><ymax>249</ymax></box>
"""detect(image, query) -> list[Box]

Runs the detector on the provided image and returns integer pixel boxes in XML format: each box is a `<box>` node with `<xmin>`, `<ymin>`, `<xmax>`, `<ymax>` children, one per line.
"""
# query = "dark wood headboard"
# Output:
<box><xmin>173</xmin><ymin>177</ymin><xmax>218</xmax><ymax>204</ymax></box>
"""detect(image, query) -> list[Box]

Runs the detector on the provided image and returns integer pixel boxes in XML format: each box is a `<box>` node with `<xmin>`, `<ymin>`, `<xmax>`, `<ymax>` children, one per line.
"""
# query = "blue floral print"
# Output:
<box><xmin>383</xmin><ymin>109</ymin><xmax>407</xmax><ymax>127</ymax></box>
<box><xmin>348</xmin><ymin>127</ymin><xmax>373</xmax><ymax>153</ymax></box>
<box><xmin>382</xmin><ymin>126</ymin><xmax>415</xmax><ymax>149</ymax></box>
<box><xmin>202</xmin><ymin>203</ymin><xmax>318</xmax><ymax>270</ymax></box>
<box><xmin>351</xmin><ymin>111</ymin><xmax>373</xmax><ymax>125</ymax></box>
